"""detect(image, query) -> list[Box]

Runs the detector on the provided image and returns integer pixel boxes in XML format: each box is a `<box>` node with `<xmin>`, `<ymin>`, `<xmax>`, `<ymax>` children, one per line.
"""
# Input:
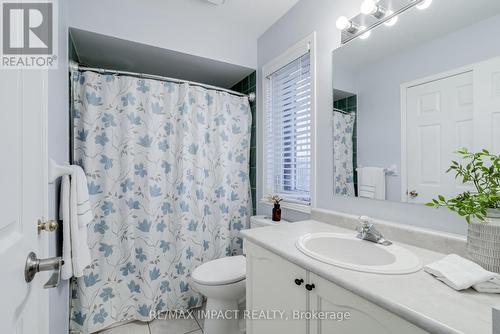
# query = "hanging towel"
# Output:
<box><xmin>424</xmin><ymin>254</ymin><xmax>500</xmax><ymax>293</ymax></box>
<box><xmin>74</xmin><ymin>166</ymin><xmax>93</xmax><ymax>228</ymax></box>
<box><xmin>357</xmin><ymin>167</ymin><xmax>386</xmax><ymax>200</ymax></box>
<box><xmin>61</xmin><ymin>175</ymin><xmax>72</xmax><ymax>280</ymax></box>
<box><xmin>60</xmin><ymin>165</ymin><xmax>93</xmax><ymax>279</ymax></box>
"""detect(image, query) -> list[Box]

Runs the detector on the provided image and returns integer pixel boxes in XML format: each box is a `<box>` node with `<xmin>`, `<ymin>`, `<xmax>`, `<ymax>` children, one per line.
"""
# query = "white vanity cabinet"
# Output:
<box><xmin>246</xmin><ymin>241</ymin><xmax>428</xmax><ymax>334</ymax></box>
<box><xmin>245</xmin><ymin>241</ymin><xmax>308</xmax><ymax>334</ymax></box>
<box><xmin>308</xmin><ymin>273</ymin><xmax>427</xmax><ymax>334</ymax></box>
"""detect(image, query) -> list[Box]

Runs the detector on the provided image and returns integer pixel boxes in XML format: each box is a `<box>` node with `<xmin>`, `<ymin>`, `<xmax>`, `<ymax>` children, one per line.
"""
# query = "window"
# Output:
<box><xmin>263</xmin><ymin>35</ymin><xmax>315</xmax><ymax>208</ymax></box>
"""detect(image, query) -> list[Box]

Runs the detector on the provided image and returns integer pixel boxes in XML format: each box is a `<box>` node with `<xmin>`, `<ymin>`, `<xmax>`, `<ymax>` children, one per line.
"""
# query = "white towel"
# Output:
<box><xmin>74</xmin><ymin>167</ymin><xmax>93</xmax><ymax>228</ymax></box>
<box><xmin>424</xmin><ymin>254</ymin><xmax>500</xmax><ymax>293</ymax></box>
<box><xmin>359</xmin><ymin>185</ymin><xmax>376</xmax><ymax>199</ymax></box>
<box><xmin>473</xmin><ymin>276</ymin><xmax>500</xmax><ymax>293</ymax></box>
<box><xmin>60</xmin><ymin>165</ymin><xmax>93</xmax><ymax>279</ymax></box>
<box><xmin>60</xmin><ymin>175</ymin><xmax>72</xmax><ymax>280</ymax></box>
<box><xmin>357</xmin><ymin>167</ymin><xmax>386</xmax><ymax>200</ymax></box>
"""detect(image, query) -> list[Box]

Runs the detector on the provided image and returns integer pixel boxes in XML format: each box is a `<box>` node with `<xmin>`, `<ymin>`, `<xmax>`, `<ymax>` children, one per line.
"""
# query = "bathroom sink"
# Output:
<box><xmin>296</xmin><ymin>233</ymin><xmax>422</xmax><ymax>274</ymax></box>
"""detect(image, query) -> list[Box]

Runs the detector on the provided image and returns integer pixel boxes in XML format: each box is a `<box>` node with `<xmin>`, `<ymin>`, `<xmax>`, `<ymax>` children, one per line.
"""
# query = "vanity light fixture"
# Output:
<box><xmin>416</xmin><ymin>0</ymin><xmax>433</xmax><ymax>10</ymax></box>
<box><xmin>338</xmin><ymin>0</ymin><xmax>433</xmax><ymax>44</ymax></box>
<box><xmin>360</xmin><ymin>0</ymin><xmax>386</xmax><ymax>19</ymax></box>
<box><xmin>359</xmin><ymin>26</ymin><xmax>372</xmax><ymax>40</ymax></box>
<box><xmin>384</xmin><ymin>10</ymin><xmax>399</xmax><ymax>26</ymax></box>
<box><xmin>336</xmin><ymin>16</ymin><xmax>359</xmax><ymax>33</ymax></box>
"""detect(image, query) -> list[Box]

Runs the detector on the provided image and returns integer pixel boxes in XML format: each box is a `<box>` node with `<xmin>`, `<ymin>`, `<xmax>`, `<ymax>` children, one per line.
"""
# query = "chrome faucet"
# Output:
<box><xmin>356</xmin><ymin>216</ymin><xmax>392</xmax><ymax>246</ymax></box>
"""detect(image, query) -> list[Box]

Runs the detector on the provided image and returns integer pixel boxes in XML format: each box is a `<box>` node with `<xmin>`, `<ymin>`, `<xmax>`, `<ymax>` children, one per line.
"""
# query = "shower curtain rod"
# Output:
<box><xmin>69</xmin><ymin>61</ymin><xmax>256</xmax><ymax>102</ymax></box>
<box><xmin>333</xmin><ymin>107</ymin><xmax>351</xmax><ymax>114</ymax></box>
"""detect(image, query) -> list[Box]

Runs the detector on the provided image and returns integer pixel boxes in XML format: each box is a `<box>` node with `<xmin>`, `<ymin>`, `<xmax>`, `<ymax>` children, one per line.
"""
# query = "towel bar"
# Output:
<box><xmin>356</xmin><ymin>164</ymin><xmax>398</xmax><ymax>176</ymax></box>
<box><xmin>48</xmin><ymin>158</ymin><xmax>73</xmax><ymax>184</ymax></box>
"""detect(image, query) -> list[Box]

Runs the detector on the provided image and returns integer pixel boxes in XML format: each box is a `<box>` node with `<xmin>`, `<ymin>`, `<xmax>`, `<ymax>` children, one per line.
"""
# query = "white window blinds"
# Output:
<box><xmin>265</xmin><ymin>51</ymin><xmax>311</xmax><ymax>205</ymax></box>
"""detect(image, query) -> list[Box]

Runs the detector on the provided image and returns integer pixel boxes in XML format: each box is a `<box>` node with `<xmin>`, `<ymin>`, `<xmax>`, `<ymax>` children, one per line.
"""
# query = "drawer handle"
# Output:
<box><xmin>305</xmin><ymin>283</ymin><xmax>315</xmax><ymax>291</ymax></box>
<box><xmin>294</xmin><ymin>278</ymin><xmax>304</xmax><ymax>286</ymax></box>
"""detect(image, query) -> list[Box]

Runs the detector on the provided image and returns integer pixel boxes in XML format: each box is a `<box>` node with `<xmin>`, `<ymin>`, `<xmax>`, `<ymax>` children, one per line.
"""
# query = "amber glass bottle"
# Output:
<box><xmin>272</xmin><ymin>203</ymin><xmax>281</xmax><ymax>222</ymax></box>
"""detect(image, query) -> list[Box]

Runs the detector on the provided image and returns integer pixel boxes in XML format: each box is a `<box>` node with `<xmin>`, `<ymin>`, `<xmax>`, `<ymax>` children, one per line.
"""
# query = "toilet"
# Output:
<box><xmin>191</xmin><ymin>215</ymin><xmax>289</xmax><ymax>334</ymax></box>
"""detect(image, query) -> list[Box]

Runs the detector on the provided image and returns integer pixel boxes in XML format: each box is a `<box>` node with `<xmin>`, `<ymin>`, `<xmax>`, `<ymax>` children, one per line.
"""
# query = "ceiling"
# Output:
<box><xmin>68</xmin><ymin>0</ymin><xmax>300</xmax><ymax>69</ymax></box>
<box><xmin>188</xmin><ymin>0</ymin><xmax>301</xmax><ymax>39</ymax></box>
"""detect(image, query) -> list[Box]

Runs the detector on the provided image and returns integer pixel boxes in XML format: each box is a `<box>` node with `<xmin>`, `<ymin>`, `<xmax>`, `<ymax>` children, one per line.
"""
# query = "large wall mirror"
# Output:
<box><xmin>332</xmin><ymin>0</ymin><xmax>500</xmax><ymax>205</ymax></box>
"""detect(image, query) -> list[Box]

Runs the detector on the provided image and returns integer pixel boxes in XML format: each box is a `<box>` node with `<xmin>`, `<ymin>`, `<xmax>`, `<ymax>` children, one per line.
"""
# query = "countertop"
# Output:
<box><xmin>241</xmin><ymin>220</ymin><xmax>499</xmax><ymax>334</ymax></box>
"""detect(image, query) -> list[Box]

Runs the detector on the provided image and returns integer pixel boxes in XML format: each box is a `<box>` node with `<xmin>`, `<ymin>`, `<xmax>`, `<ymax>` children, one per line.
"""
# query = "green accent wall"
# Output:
<box><xmin>69</xmin><ymin>31</ymin><xmax>80</xmax><ymax>62</ymax></box>
<box><xmin>232</xmin><ymin>72</ymin><xmax>257</xmax><ymax>215</ymax></box>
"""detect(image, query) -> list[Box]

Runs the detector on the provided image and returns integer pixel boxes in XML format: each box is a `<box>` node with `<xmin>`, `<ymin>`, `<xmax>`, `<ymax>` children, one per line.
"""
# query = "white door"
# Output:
<box><xmin>406</xmin><ymin>71</ymin><xmax>474</xmax><ymax>203</ymax></box>
<box><xmin>473</xmin><ymin>56</ymin><xmax>500</xmax><ymax>155</ymax></box>
<box><xmin>0</xmin><ymin>68</ymin><xmax>49</xmax><ymax>333</ymax></box>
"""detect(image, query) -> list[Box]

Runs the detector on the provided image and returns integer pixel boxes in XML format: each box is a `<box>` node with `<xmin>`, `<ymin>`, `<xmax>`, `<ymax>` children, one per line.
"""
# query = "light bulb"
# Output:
<box><xmin>384</xmin><ymin>10</ymin><xmax>398</xmax><ymax>26</ymax></box>
<box><xmin>416</xmin><ymin>0</ymin><xmax>433</xmax><ymax>10</ymax></box>
<box><xmin>360</xmin><ymin>0</ymin><xmax>377</xmax><ymax>15</ymax></box>
<box><xmin>359</xmin><ymin>26</ymin><xmax>371</xmax><ymax>40</ymax></box>
<box><xmin>336</xmin><ymin>16</ymin><xmax>351</xmax><ymax>30</ymax></box>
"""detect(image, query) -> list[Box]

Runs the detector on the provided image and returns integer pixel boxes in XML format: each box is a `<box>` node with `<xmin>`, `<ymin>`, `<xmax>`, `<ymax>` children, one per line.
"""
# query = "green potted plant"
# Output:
<box><xmin>427</xmin><ymin>148</ymin><xmax>500</xmax><ymax>273</ymax></box>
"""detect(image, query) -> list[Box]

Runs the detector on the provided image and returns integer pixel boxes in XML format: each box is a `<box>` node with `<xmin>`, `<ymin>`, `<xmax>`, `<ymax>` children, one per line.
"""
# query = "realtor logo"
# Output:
<box><xmin>1</xmin><ymin>1</ymin><xmax>58</xmax><ymax>68</ymax></box>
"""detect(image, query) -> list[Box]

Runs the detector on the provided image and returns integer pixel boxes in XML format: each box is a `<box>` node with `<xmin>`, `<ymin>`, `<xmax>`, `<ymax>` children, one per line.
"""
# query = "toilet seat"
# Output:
<box><xmin>192</xmin><ymin>255</ymin><xmax>246</xmax><ymax>286</ymax></box>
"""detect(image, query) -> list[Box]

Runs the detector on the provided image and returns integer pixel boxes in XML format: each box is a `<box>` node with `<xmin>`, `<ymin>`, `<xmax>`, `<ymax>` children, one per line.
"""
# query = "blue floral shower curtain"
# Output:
<box><xmin>333</xmin><ymin>111</ymin><xmax>356</xmax><ymax>196</ymax></box>
<box><xmin>70</xmin><ymin>71</ymin><xmax>251</xmax><ymax>333</ymax></box>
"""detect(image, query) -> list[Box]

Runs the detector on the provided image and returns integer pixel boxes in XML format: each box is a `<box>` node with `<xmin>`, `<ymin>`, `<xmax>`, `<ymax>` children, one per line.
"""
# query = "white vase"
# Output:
<box><xmin>467</xmin><ymin>209</ymin><xmax>500</xmax><ymax>273</ymax></box>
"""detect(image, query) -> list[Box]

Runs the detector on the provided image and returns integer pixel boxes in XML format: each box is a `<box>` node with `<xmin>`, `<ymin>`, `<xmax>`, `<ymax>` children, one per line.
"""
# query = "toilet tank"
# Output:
<box><xmin>242</xmin><ymin>216</ymin><xmax>290</xmax><ymax>255</ymax></box>
<box><xmin>249</xmin><ymin>215</ymin><xmax>290</xmax><ymax>229</ymax></box>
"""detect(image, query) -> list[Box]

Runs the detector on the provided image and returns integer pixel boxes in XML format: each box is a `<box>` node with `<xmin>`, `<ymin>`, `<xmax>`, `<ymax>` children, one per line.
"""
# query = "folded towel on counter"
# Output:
<box><xmin>60</xmin><ymin>165</ymin><xmax>94</xmax><ymax>280</ymax></box>
<box><xmin>357</xmin><ymin>167</ymin><xmax>386</xmax><ymax>200</ymax></box>
<box><xmin>473</xmin><ymin>276</ymin><xmax>500</xmax><ymax>293</ymax></box>
<box><xmin>424</xmin><ymin>254</ymin><xmax>500</xmax><ymax>293</ymax></box>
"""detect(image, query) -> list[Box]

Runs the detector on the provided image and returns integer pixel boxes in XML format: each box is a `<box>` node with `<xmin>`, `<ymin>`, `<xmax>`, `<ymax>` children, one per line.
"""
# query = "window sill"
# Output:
<box><xmin>259</xmin><ymin>199</ymin><xmax>311</xmax><ymax>214</ymax></box>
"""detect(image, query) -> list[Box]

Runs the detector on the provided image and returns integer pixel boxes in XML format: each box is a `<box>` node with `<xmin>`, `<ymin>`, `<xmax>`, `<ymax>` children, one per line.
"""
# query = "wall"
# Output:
<box><xmin>344</xmin><ymin>15</ymin><xmax>500</xmax><ymax>202</ymax></box>
<box><xmin>47</xmin><ymin>1</ymin><xmax>70</xmax><ymax>333</ymax></box>
<box><xmin>68</xmin><ymin>0</ymin><xmax>256</xmax><ymax>69</ymax></box>
<box><xmin>231</xmin><ymin>73</ymin><xmax>258</xmax><ymax>215</ymax></box>
<box><xmin>257</xmin><ymin>0</ymin><xmax>469</xmax><ymax>234</ymax></box>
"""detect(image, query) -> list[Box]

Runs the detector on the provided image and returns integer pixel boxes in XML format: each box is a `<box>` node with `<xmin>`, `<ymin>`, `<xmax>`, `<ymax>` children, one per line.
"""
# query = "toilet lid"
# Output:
<box><xmin>192</xmin><ymin>255</ymin><xmax>246</xmax><ymax>286</ymax></box>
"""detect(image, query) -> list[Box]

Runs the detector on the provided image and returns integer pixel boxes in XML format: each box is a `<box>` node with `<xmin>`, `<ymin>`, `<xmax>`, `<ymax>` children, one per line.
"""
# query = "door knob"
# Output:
<box><xmin>38</xmin><ymin>219</ymin><xmax>59</xmax><ymax>233</ymax></box>
<box><xmin>294</xmin><ymin>278</ymin><xmax>304</xmax><ymax>286</ymax></box>
<box><xmin>408</xmin><ymin>190</ymin><xmax>419</xmax><ymax>199</ymax></box>
<box><xmin>305</xmin><ymin>283</ymin><xmax>315</xmax><ymax>291</ymax></box>
<box><xmin>25</xmin><ymin>252</ymin><xmax>64</xmax><ymax>289</ymax></box>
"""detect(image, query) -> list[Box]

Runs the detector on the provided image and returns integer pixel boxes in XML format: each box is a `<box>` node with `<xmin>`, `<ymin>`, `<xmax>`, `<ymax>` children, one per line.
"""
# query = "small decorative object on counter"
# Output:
<box><xmin>427</xmin><ymin>148</ymin><xmax>500</xmax><ymax>273</ymax></box>
<box><xmin>267</xmin><ymin>194</ymin><xmax>283</xmax><ymax>222</ymax></box>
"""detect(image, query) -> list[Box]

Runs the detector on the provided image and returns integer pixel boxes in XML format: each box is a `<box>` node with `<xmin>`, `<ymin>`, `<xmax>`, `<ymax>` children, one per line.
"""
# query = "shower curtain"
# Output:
<box><xmin>333</xmin><ymin>110</ymin><xmax>356</xmax><ymax>196</ymax></box>
<box><xmin>70</xmin><ymin>71</ymin><xmax>252</xmax><ymax>333</ymax></box>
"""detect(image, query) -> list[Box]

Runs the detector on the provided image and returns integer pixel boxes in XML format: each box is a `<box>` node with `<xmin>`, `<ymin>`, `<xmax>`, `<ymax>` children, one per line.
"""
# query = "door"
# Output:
<box><xmin>473</xmin><ymin>56</ymin><xmax>500</xmax><ymax>155</ymax></box>
<box><xmin>245</xmin><ymin>242</ymin><xmax>308</xmax><ymax>334</ymax></box>
<box><xmin>308</xmin><ymin>273</ymin><xmax>427</xmax><ymax>334</ymax></box>
<box><xmin>406</xmin><ymin>71</ymin><xmax>474</xmax><ymax>203</ymax></box>
<box><xmin>0</xmin><ymin>67</ymin><xmax>49</xmax><ymax>333</ymax></box>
